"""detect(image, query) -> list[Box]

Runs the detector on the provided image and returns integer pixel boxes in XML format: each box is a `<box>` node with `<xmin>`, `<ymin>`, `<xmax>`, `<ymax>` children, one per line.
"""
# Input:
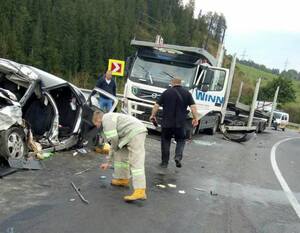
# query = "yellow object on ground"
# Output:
<box><xmin>124</xmin><ymin>189</ymin><xmax>147</xmax><ymax>201</ymax></box>
<box><xmin>95</xmin><ymin>143</ymin><xmax>110</xmax><ymax>154</ymax></box>
<box><xmin>111</xmin><ymin>178</ymin><xmax>130</xmax><ymax>187</ymax></box>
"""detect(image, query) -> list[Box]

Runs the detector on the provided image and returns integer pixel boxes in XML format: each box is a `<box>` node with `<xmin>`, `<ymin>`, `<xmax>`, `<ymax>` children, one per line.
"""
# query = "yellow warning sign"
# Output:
<box><xmin>108</xmin><ymin>59</ymin><xmax>125</xmax><ymax>76</ymax></box>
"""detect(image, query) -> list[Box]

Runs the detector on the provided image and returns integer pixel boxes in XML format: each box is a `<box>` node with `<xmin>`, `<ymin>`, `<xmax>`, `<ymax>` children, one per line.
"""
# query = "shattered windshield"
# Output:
<box><xmin>129</xmin><ymin>57</ymin><xmax>197</xmax><ymax>88</ymax></box>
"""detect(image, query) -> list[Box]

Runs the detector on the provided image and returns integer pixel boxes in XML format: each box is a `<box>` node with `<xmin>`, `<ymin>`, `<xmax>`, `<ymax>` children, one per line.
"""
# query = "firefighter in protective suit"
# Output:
<box><xmin>92</xmin><ymin>111</ymin><xmax>148</xmax><ymax>201</ymax></box>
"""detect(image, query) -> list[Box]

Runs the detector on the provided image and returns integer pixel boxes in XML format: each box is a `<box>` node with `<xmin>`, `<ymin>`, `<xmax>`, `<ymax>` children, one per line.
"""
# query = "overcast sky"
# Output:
<box><xmin>189</xmin><ymin>0</ymin><xmax>300</xmax><ymax>72</ymax></box>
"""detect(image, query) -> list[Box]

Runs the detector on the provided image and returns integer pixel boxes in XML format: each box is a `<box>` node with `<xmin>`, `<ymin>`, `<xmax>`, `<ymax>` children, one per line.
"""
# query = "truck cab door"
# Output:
<box><xmin>193</xmin><ymin>66</ymin><xmax>229</xmax><ymax>112</ymax></box>
<box><xmin>82</xmin><ymin>88</ymin><xmax>118</xmax><ymax>125</ymax></box>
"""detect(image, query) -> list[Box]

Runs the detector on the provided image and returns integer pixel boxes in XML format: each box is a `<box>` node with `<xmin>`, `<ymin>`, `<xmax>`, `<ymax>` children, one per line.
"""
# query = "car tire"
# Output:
<box><xmin>282</xmin><ymin>128</ymin><xmax>285</xmax><ymax>131</ymax></box>
<box><xmin>0</xmin><ymin>127</ymin><xmax>28</xmax><ymax>160</ymax></box>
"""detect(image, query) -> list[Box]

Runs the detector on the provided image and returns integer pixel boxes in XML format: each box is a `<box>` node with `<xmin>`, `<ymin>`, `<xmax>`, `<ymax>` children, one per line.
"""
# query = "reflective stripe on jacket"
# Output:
<box><xmin>102</xmin><ymin>113</ymin><xmax>147</xmax><ymax>151</ymax></box>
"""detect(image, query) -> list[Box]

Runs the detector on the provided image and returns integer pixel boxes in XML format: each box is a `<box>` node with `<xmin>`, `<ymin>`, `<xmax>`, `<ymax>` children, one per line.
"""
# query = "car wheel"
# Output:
<box><xmin>282</xmin><ymin>128</ymin><xmax>285</xmax><ymax>131</ymax></box>
<box><xmin>0</xmin><ymin>127</ymin><xmax>27</xmax><ymax>160</ymax></box>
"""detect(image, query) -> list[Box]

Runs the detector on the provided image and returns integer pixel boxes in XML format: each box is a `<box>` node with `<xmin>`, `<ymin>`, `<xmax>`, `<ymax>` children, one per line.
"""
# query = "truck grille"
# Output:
<box><xmin>135</xmin><ymin>105</ymin><xmax>162</xmax><ymax>125</ymax></box>
<box><xmin>135</xmin><ymin>88</ymin><xmax>161</xmax><ymax>102</ymax></box>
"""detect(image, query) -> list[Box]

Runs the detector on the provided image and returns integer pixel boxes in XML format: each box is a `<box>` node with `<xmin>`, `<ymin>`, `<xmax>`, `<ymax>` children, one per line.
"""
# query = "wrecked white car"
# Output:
<box><xmin>0</xmin><ymin>58</ymin><xmax>117</xmax><ymax>160</ymax></box>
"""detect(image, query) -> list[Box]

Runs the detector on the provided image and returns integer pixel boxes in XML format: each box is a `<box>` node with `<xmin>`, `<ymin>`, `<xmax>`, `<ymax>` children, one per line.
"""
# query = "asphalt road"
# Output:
<box><xmin>0</xmin><ymin>129</ymin><xmax>300</xmax><ymax>233</ymax></box>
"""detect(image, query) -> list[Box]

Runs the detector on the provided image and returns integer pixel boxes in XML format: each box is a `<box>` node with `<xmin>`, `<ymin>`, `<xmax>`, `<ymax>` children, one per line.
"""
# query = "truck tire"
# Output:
<box><xmin>0</xmin><ymin>127</ymin><xmax>28</xmax><ymax>160</ymax></box>
<box><xmin>207</xmin><ymin>117</ymin><xmax>219</xmax><ymax>135</ymax></box>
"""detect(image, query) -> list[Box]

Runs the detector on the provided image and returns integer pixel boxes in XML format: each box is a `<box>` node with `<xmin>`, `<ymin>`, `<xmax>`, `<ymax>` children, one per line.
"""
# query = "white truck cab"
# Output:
<box><xmin>121</xmin><ymin>39</ymin><xmax>229</xmax><ymax>134</ymax></box>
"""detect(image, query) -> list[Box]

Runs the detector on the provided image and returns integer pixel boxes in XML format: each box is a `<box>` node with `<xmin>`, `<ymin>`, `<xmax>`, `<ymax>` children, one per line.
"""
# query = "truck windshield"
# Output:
<box><xmin>129</xmin><ymin>57</ymin><xmax>197</xmax><ymax>88</ymax></box>
<box><xmin>273</xmin><ymin>112</ymin><xmax>282</xmax><ymax>119</ymax></box>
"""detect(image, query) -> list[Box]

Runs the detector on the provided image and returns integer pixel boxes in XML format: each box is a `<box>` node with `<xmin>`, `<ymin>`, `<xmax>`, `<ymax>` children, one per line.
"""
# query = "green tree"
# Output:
<box><xmin>259</xmin><ymin>76</ymin><xmax>296</xmax><ymax>104</ymax></box>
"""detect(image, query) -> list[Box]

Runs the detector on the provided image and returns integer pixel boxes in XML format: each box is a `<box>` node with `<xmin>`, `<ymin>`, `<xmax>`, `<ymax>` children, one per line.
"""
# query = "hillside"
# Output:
<box><xmin>231</xmin><ymin>63</ymin><xmax>300</xmax><ymax>123</ymax></box>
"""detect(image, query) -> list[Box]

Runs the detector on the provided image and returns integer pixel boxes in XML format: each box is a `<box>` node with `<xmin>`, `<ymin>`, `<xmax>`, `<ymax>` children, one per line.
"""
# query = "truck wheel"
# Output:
<box><xmin>0</xmin><ymin>127</ymin><xmax>27</xmax><ymax>160</ymax></box>
<box><xmin>207</xmin><ymin>119</ymin><xmax>219</xmax><ymax>135</ymax></box>
<box><xmin>255</xmin><ymin>122</ymin><xmax>261</xmax><ymax>133</ymax></box>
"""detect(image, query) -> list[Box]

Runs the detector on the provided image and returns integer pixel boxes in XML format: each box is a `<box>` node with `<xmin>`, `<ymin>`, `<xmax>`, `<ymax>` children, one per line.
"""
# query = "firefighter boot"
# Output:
<box><xmin>124</xmin><ymin>189</ymin><xmax>147</xmax><ymax>202</ymax></box>
<box><xmin>111</xmin><ymin>179</ymin><xmax>130</xmax><ymax>187</ymax></box>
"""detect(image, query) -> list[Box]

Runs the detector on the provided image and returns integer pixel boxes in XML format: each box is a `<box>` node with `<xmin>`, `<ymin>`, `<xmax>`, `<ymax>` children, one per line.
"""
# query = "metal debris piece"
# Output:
<box><xmin>8</xmin><ymin>158</ymin><xmax>43</xmax><ymax>170</ymax></box>
<box><xmin>193</xmin><ymin>187</ymin><xmax>206</xmax><ymax>192</ymax></box>
<box><xmin>74</xmin><ymin>168</ymin><xmax>91</xmax><ymax>175</ymax></box>
<box><xmin>210</xmin><ymin>190</ymin><xmax>218</xmax><ymax>196</ymax></box>
<box><xmin>71</xmin><ymin>182</ymin><xmax>89</xmax><ymax>204</ymax></box>
<box><xmin>73</xmin><ymin>151</ymin><xmax>78</xmax><ymax>156</ymax></box>
<box><xmin>69</xmin><ymin>198</ymin><xmax>76</xmax><ymax>202</ymax></box>
<box><xmin>167</xmin><ymin>184</ymin><xmax>177</xmax><ymax>188</ymax></box>
<box><xmin>156</xmin><ymin>184</ymin><xmax>166</xmax><ymax>188</ymax></box>
<box><xmin>178</xmin><ymin>190</ymin><xmax>186</xmax><ymax>194</ymax></box>
<box><xmin>76</xmin><ymin>148</ymin><xmax>89</xmax><ymax>154</ymax></box>
<box><xmin>100</xmin><ymin>175</ymin><xmax>106</xmax><ymax>179</ymax></box>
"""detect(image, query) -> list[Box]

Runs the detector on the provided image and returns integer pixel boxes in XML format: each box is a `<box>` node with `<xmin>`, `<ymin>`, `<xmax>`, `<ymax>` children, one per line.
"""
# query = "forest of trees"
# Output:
<box><xmin>0</xmin><ymin>0</ymin><xmax>226</xmax><ymax>88</ymax></box>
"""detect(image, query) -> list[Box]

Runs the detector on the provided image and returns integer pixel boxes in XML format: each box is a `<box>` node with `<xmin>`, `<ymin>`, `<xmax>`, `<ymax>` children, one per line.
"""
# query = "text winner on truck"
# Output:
<box><xmin>121</xmin><ymin>37</ymin><xmax>229</xmax><ymax>135</ymax></box>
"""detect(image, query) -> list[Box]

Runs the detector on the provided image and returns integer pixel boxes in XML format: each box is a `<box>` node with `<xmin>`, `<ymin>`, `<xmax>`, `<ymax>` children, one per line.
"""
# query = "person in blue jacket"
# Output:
<box><xmin>96</xmin><ymin>70</ymin><xmax>116</xmax><ymax>112</ymax></box>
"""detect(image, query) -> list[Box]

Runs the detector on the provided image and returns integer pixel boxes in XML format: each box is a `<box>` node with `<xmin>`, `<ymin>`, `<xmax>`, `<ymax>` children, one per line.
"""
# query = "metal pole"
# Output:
<box><xmin>247</xmin><ymin>78</ymin><xmax>261</xmax><ymax>128</ymax></box>
<box><xmin>236</xmin><ymin>81</ymin><xmax>244</xmax><ymax>105</ymax></box>
<box><xmin>221</xmin><ymin>54</ymin><xmax>236</xmax><ymax>125</ymax></box>
<box><xmin>216</xmin><ymin>43</ymin><xmax>225</xmax><ymax>68</ymax></box>
<box><xmin>268</xmin><ymin>86</ymin><xmax>280</xmax><ymax>127</ymax></box>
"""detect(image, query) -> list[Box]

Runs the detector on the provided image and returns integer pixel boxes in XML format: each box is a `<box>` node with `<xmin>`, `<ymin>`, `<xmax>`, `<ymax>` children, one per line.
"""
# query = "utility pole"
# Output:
<box><xmin>241</xmin><ymin>50</ymin><xmax>247</xmax><ymax>60</ymax></box>
<box><xmin>284</xmin><ymin>58</ymin><xmax>289</xmax><ymax>71</ymax></box>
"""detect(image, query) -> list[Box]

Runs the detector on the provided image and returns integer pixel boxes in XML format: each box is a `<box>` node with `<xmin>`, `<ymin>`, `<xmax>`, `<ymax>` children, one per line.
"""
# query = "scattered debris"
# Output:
<box><xmin>178</xmin><ymin>190</ymin><xmax>186</xmax><ymax>194</ymax></box>
<box><xmin>100</xmin><ymin>175</ymin><xmax>106</xmax><ymax>179</ymax></box>
<box><xmin>95</xmin><ymin>143</ymin><xmax>110</xmax><ymax>154</ymax></box>
<box><xmin>69</xmin><ymin>198</ymin><xmax>76</xmax><ymax>202</ymax></box>
<box><xmin>76</xmin><ymin>148</ymin><xmax>89</xmax><ymax>154</ymax></box>
<box><xmin>193</xmin><ymin>187</ymin><xmax>206</xmax><ymax>192</ymax></box>
<box><xmin>156</xmin><ymin>184</ymin><xmax>166</xmax><ymax>189</ymax></box>
<box><xmin>201</xmin><ymin>166</ymin><xmax>205</xmax><ymax>168</ymax></box>
<box><xmin>193</xmin><ymin>140</ymin><xmax>216</xmax><ymax>146</ymax></box>
<box><xmin>167</xmin><ymin>184</ymin><xmax>177</xmax><ymax>188</ymax></box>
<box><xmin>210</xmin><ymin>190</ymin><xmax>218</xmax><ymax>196</ymax></box>
<box><xmin>42</xmin><ymin>152</ymin><xmax>53</xmax><ymax>159</ymax></box>
<box><xmin>71</xmin><ymin>181</ymin><xmax>89</xmax><ymax>204</ymax></box>
<box><xmin>8</xmin><ymin>157</ymin><xmax>43</xmax><ymax>170</ymax></box>
<box><xmin>74</xmin><ymin>168</ymin><xmax>92</xmax><ymax>175</ymax></box>
<box><xmin>73</xmin><ymin>151</ymin><xmax>78</xmax><ymax>156</ymax></box>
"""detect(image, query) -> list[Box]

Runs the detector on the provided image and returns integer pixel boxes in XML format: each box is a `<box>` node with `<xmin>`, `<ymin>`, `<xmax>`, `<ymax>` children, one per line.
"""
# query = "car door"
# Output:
<box><xmin>192</xmin><ymin>66</ymin><xmax>229</xmax><ymax>112</ymax></box>
<box><xmin>82</xmin><ymin>87</ymin><xmax>118</xmax><ymax>123</ymax></box>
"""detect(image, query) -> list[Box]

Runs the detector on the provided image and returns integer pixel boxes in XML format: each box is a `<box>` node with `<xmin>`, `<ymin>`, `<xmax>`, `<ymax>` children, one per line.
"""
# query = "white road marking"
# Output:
<box><xmin>271</xmin><ymin>137</ymin><xmax>300</xmax><ymax>219</ymax></box>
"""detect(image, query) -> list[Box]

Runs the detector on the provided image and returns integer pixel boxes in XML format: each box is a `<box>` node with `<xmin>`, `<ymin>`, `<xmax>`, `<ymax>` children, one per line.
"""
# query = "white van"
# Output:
<box><xmin>273</xmin><ymin>111</ymin><xmax>289</xmax><ymax>131</ymax></box>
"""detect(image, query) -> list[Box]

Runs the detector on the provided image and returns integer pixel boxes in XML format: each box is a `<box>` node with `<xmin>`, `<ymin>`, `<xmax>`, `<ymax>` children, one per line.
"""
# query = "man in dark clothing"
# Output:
<box><xmin>96</xmin><ymin>70</ymin><xmax>116</xmax><ymax>112</ymax></box>
<box><xmin>150</xmin><ymin>78</ymin><xmax>198</xmax><ymax>168</ymax></box>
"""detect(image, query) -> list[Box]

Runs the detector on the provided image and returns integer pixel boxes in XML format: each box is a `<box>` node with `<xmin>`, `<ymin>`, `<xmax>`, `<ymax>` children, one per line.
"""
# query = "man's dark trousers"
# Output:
<box><xmin>161</xmin><ymin>127</ymin><xmax>185</xmax><ymax>165</ymax></box>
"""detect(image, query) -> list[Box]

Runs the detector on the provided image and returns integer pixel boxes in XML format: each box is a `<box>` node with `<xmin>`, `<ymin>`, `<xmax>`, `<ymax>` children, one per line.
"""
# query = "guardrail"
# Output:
<box><xmin>80</xmin><ymin>88</ymin><xmax>123</xmax><ymax>100</ymax></box>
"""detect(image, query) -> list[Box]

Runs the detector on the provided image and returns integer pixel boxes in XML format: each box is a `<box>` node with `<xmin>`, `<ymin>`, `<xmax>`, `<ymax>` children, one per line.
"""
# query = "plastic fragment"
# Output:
<box><xmin>156</xmin><ymin>184</ymin><xmax>166</xmax><ymax>188</ymax></box>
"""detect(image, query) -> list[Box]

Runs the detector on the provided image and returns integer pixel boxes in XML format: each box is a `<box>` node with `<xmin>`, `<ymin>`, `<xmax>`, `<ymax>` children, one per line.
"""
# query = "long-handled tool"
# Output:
<box><xmin>71</xmin><ymin>181</ymin><xmax>89</xmax><ymax>204</ymax></box>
